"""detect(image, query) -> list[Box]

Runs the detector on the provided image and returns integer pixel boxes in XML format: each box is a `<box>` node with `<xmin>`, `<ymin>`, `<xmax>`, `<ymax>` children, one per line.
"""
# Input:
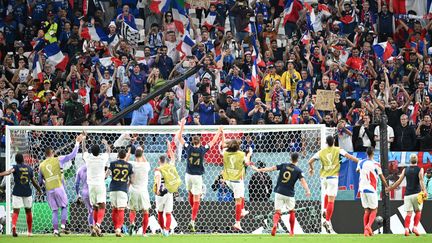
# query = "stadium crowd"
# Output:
<box><xmin>0</xmin><ymin>0</ymin><xmax>432</xmax><ymax>152</ymax></box>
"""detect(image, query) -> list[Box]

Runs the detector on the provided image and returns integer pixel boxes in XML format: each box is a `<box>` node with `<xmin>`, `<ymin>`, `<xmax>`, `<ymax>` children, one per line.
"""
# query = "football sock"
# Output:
<box><xmin>289</xmin><ymin>211</ymin><xmax>295</xmax><ymax>234</ymax></box>
<box><xmin>404</xmin><ymin>215</ymin><xmax>411</xmax><ymax>229</ymax></box>
<box><xmin>93</xmin><ymin>209</ymin><xmax>98</xmax><ymax>226</ymax></box>
<box><xmin>235</xmin><ymin>203</ymin><xmax>242</xmax><ymax>222</ymax></box>
<box><xmin>363</xmin><ymin>211</ymin><xmax>370</xmax><ymax>228</ymax></box>
<box><xmin>97</xmin><ymin>208</ymin><xmax>105</xmax><ymax>225</ymax></box>
<box><xmin>52</xmin><ymin>210</ymin><xmax>59</xmax><ymax>231</ymax></box>
<box><xmin>414</xmin><ymin>212</ymin><xmax>421</xmax><ymax>227</ymax></box>
<box><xmin>158</xmin><ymin>212</ymin><xmax>164</xmax><ymax>229</ymax></box>
<box><xmin>112</xmin><ymin>208</ymin><xmax>118</xmax><ymax>229</ymax></box>
<box><xmin>88</xmin><ymin>208</ymin><xmax>94</xmax><ymax>226</ymax></box>
<box><xmin>26</xmin><ymin>211</ymin><xmax>33</xmax><ymax>233</ymax></box>
<box><xmin>326</xmin><ymin>202</ymin><xmax>334</xmax><ymax>221</ymax></box>
<box><xmin>368</xmin><ymin>211</ymin><xmax>377</xmax><ymax>228</ymax></box>
<box><xmin>142</xmin><ymin>212</ymin><xmax>149</xmax><ymax>234</ymax></box>
<box><xmin>129</xmin><ymin>211</ymin><xmax>136</xmax><ymax>224</ymax></box>
<box><xmin>117</xmin><ymin>209</ymin><xmax>125</xmax><ymax>230</ymax></box>
<box><xmin>12</xmin><ymin>211</ymin><xmax>19</xmax><ymax>228</ymax></box>
<box><xmin>188</xmin><ymin>192</ymin><xmax>194</xmax><ymax>207</ymax></box>
<box><xmin>272</xmin><ymin>211</ymin><xmax>281</xmax><ymax>228</ymax></box>
<box><xmin>165</xmin><ymin>213</ymin><xmax>172</xmax><ymax>230</ymax></box>
<box><xmin>241</xmin><ymin>198</ymin><xmax>245</xmax><ymax>210</ymax></box>
<box><xmin>324</xmin><ymin>195</ymin><xmax>329</xmax><ymax>210</ymax></box>
<box><xmin>192</xmin><ymin>201</ymin><xmax>200</xmax><ymax>221</ymax></box>
<box><xmin>61</xmin><ymin>207</ymin><xmax>68</xmax><ymax>225</ymax></box>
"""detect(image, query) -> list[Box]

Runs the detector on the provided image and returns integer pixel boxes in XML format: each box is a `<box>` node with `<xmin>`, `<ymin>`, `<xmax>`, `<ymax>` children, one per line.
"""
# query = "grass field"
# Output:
<box><xmin>2</xmin><ymin>234</ymin><xmax>430</xmax><ymax>243</ymax></box>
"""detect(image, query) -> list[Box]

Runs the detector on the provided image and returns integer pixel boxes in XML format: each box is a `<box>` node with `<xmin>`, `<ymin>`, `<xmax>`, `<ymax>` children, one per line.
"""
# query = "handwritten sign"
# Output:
<box><xmin>315</xmin><ymin>90</ymin><xmax>335</xmax><ymax>111</ymax></box>
<box><xmin>186</xmin><ymin>0</ymin><xmax>210</xmax><ymax>9</ymax></box>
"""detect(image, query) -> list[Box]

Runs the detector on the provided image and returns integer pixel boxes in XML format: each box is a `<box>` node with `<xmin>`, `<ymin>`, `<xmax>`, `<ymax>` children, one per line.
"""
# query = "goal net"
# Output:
<box><xmin>4</xmin><ymin>125</ymin><xmax>330</xmax><ymax>235</ymax></box>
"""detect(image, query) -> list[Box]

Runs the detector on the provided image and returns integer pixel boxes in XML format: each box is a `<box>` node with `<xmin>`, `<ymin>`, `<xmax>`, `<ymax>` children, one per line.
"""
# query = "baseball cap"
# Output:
<box><xmin>44</xmin><ymin>80</ymin><xmax>51</xmax><ymax>84</ymax></box>
<box><xmin>28</xmin><ymin>86</ymin><xmax>35</xmax><ymax>92</ymax></box>
<box><xmin>245</xmin><ymin>51</ymin><xmax>252</xmax><ymax>56</ymax></box>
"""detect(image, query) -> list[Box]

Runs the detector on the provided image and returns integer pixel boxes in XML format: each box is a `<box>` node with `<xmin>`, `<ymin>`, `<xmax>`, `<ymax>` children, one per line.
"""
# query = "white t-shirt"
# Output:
<box><xmin>374</xmin><ymin>125</ymin><xmax>394</xmax><ymax>150</ymax></box>
<box><xmin>116</xmin><ymin>65</ymin><xmax>129</xmax><ymax>84</ymax></box>
<box><xmin>357</xmin><ymin>159</ymin><xmax>382</xmax><ymax>193</ymax></box>
<box><xmin>84</xmin><ymin>152</ymin><xmax>110</xmax><ymax>186</ymax></box>
<box><xmin>129</xmin><ymin>161</ymin><xmax>150</xmax><ymax>191</ymax></box>
<box><xmin>100</xmin><ymin>77</ymin><xmax>114</xmax><ymax>97</ymax></box>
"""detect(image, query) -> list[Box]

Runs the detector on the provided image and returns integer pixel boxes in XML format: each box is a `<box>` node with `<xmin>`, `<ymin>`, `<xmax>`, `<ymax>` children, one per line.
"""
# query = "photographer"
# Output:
<box><xmin>194</xmin><ymin>93</ymin><xmax>219</xmax><ymax>125</ymax></box>
<box><xmin>352</xmin><ymin>114</ymin><xmax>375</xmax><ymax>152</ymax></box>
<box><xmin>230</xmin><ymin>0</ymin><xmax>254</xmax><ymax>41</ymax></box>
<box><xmin>226</xmin><ymin>97</ymin><xmax>245</xmax><ymax>124</ymax></box>
<box><xmin>158</xmin><ymin>91</ymin><xmax>180</xmax><ymax>125</ymax></box>
<box><xmin>248</xmin><ymin>97</ymin><xmax>267</xmax><ymax>124</ymax></box>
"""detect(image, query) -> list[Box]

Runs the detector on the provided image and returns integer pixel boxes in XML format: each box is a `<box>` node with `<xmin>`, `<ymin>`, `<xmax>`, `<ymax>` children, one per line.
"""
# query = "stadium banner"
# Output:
<box><xmin>339</xmin><ymin>151</ymin><xmax>432</xmax><ymax>200</ymax></box>
<box><xmin>332</xmin><ymin>200</ymin><xmax>432</xmax><ymax>234</ymax></box>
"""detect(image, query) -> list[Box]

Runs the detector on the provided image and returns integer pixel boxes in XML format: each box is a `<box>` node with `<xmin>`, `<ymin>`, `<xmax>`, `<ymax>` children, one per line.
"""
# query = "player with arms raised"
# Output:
<box><xmin>0</xmin><ymin>153</ymin><xmax>42</xmax><ymax>237</ymax></box>
<box><xmin>108</xmin><ymin>148</ymin><xmax>133</xmax><ymax>237</ymax></box>
<box><xmin>39</xmin><ymin>134</ymin><xmax>84</xmax><ymax>236</ymax></box>
<box><xmin>176</xmin><ymin>118</ymin><xmax>222</xmax><ymax>232</ymax></box>
<box><xmin>127</xmin><ymin>146</ymin><xmax>151</xmax><ymax>236</ymax></box>
<box><xmin>154</xmin><ymin>140</ymin><xmax>182</xmax><ymax>237</ymax></box>
<box><xmin>221</xmin><ymin>129</ymin><xmax>253</xmax><ymax>231</ymax></box>
<box><xmin>388</xmin><ymin>154</ymin><xmax>427</xmax><ymax>236</ymax></box>
<box><xmin>357</xmin><ymin>147</ymin><xmax>389</xmax><ymax>236</ymax></box>
<box><xmin>308</xmin><ymin>135</ymin><xmax>359</xmax><ymax>233</ymax></box>
<box><xmin>83</xmin><ymin>139</ymin><xmax>110</xmax><ymax>236</ymax></box>
<box><xmin>252</xmin><ymin>152</ymin><xmax>310</xmax><ymax>236</ymax></box>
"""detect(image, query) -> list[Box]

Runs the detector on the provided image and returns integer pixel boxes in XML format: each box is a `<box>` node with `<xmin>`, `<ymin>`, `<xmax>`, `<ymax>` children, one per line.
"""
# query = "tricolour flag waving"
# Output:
<box><xmin>99</xmin><ymin>57</ymin><xmax>123</xmax><ymax>67</ymax></box>
<box><xmin>392</xmin><ymin>0</ymin><xmax>432</xmax><ymax>16</ymax></box>
<box><xmin>283</xmin><ymin>0</ymin><xmax>295</xmax><ymax>25</ymax></box>
<box><xmin>172</xmin><ymin>0</ymin><xmax>188</xmax><ymax>35</ymax></box>
<box><xmin>32</xmin><ymin>54</ymin><xmax>43</xmax><ymax>81</ymax></box>
<box><xmin>373</xmin><ymin>41</ymin><xmax>394</xmax><ymax>62</ymax></box>
<box><xmin>304</xmin><ymin>3</ymin><xmax>331</xmax><ymax>31</ymax></box>
<box><xmin>176</xmin><ymin>34</ymin><xmax>195</xmax><ymax>58</ymax></box>
<box><xmin>150</xmin><ymin>0</ymin><xmax>172</xmax><ymax>14</ymax></box>
<box><xmin>81</xmin><ymin>25</ymin><xmax>109</xmax><ymax>42</ymax></box>
<box><xmin>120</xmin><ymin>22</ymin><xmax>140</xmax><ymax>46</ymax></box>
<box><xmin>203</xmin><ymin>11</ymin><xmax>217</xmax><ymax>30</ymax></box>
<box><xmin>44</xmin><ymin>43</ymin><xmax>69</xmax><ymax>71</ymax></box>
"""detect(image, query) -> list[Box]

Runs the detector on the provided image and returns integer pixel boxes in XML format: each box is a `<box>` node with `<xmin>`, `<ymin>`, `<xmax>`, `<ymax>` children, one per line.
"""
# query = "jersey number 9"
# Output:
<box><xmin>281</xmin><ymin>171</ymin><xmax>291</xmax><ymax>183</ymax></box>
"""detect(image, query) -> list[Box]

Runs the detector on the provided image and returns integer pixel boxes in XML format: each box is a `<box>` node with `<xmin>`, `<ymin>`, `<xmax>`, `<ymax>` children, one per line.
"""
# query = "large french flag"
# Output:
<box><xmin>44</xmin><ymin>43</ymin><xmax>69</xmax><ymax>71</ymax></box>
<box><xmin>392</xmin><ymin>0</ymin><xmax>432</xmax><ymax>16</ymax></box>
<box><xmin>251</xmin><ymin>36</ymin><xmax>265</xmax><ymax>67</ymax></box>
<box><xmin>373</xmin><ymin>41</ymin><xmax>394</xmax><ymax>62</ymax></box>
<box><xmin>81</xmin><ymin>26</ymin><xmax>109</xmax><ymax>42</ymax></box>
<box><xmin>150</xmin><ymin>0</ymin><xmax>172</xmax><ymax>14</ymax></box>
<box><xmin>99</xmin><ymin>57</ymin><xmax>122</xmax><ymax>67</ymax></box>
<box><xmin>172</xmin><ymin>0</ymin><xmax>188</xmax><ymax>35</ymax></box>
<box><xmin>304</xmin><ymin>3</ymin><xmax>331</xmax><ymax>31</ymax></box>
<box><xmin>283</xmin><ymin>0</ymin><xmax>294</xmax><ymax>25</ymax></box>
<box><xmin>32</xmin><ymin>54</ymin><xmax>43</xmax><ymax>81</ymax></box>
<box><xmin>203</xmin><ymin>11</ymin><xmax>217</xmax><ymax>30</ymax></box>
<box><xmin>176</xmin><ymin>34</ymin><xmax>195</xmax><ymax>58</ymax></box>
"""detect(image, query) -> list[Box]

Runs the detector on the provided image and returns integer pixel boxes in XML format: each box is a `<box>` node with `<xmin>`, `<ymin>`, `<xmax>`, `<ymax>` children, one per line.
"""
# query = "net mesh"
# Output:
<box><xmin>6</xmin><ymin>125</ymin><xmax>329</xmax><ymax>235</ymax></box>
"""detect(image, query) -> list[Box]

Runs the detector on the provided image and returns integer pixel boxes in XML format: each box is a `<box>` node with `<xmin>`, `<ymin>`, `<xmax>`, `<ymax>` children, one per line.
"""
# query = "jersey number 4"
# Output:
<box><xmin>113</xmin><ymin>169</ymin><xmax>129</xmax><ymax>182</ymax></box>
<box><xmin>189</xmin><ymin>156</ymin><xmax>200</xmax><ymax>165</ymax></box>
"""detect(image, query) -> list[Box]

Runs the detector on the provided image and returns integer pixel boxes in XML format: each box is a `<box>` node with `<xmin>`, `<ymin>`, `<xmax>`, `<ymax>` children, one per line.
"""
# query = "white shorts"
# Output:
<box><xmin>12</xmin><ymin>196</ymin><xmax>32</xmax><ymax>209</ymax></box>
<box><xmin>89</xmin><ymin>185</ymin><xmax>106</xmax><ymax>206</ymax></box>
<box><xmin>185</xmin><ymin>173</ymin><xmax>203</xmax><ymax>195</ymax></box>
<box><xmin>404</xmin><ymin>193</ymin><xmax>423</xmax><ymax>212</ymax></box>
<box><xmin>320</xmin><ymin>177</ymin><xmax>339</xmax><ymax>197</ymax></box>
<box><xmin>128</xmin><ymin>187</ymin><xmax>151</xmax><ymax>211</ymax></box>
<box><xmin>110</xmin><ymin>191</ymin><xmax>128</xmax><ymax>208</ymax></box>
<box><xmin>360</xmin><ymin>192</ymin><xmax>378</xmax><ymax>209</ymax></box>
<box><xmin>225</xmin><ymin>180</ymin><xmax>245</xmax><ymax>199</ymax></box>
<box><xmin>156</xmin><ymin>193</ymin><xmax>174</xmax><ymax>213</ymax></box>
<box><xmin>274</xmin><ymin>193</ymin><xmax>295</xmax><ymax>211</ymax></box>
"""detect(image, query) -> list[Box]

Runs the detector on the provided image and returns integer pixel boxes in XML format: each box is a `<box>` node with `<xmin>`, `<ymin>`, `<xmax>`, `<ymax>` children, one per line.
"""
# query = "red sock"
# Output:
<box><xmin>324</xmin><ymin>195</ymin><xmax>329</xmax><ymax>209</ymax></box>
<box><xmin>93</xmin><ymin>209</ymin><xmax>98</xmax><ymax>225</ymax></box>
<box><xmin>129</xmin><ymin>211</ymin><xmax>136</xmax><ymax>224</ymax></box>
<box><xmin>117</xmin><ymin>209</ymin><xmax>125</xmax><ymax>230</ymax></box>
<box><xmin>272</xmin><ymin>211</ymin><xmax>281</xmax><ymax>228</ymax></box>
<box><xmin>112</xmin><ymin>209</ymin><xmax>118</xmax><ymax>229</ymax></box>
<box><xmin>165</xmin><ymin>213</ymin><xmax>172</xmax><ymax>230</ymax></box>
<box><xmin>192</xmin><ymin>201</ymin><xmax>200</xmax><ymax>221</ymax></box>
<box><xmin>326</xmin><ymin>202</ymin><xmax>334</xmax><ymax>221</ymax></box>
<box><xmin>404</xmin><ymin>215</ymin><xmax>411</xmax><ymax>228</ymax></box>
<box><xmin>241</xmin><ymin>198</ymin><xmax>245</xmax><ymax>210</ymax></box>
<box><xmin>368</xmin><ymin>211</ymin><xmax>376</xmax><ymax>228</ymax></box>
<box><xmin>97</xmin><ymin>208</ymin><xmax>105</xmax><ymax>225</ymax></box>
<box><xmin>12</xmin><ymin>211</ymin><xmax>19</xmax><ymax>228</ymax></box>
<box><xmin>188</xmin><ymin>192</ymin><xmax>194</xmax><ymax>207</ymax></box>
<box><xmin>26</xmin><ymin>211</ymin><xmax>33</xmax><ymax>233</ymax></box>
<box><xmin>289</xmin><ymin>211</ymin><xmax>295</xmax><ymax>234</ymax></box>
<box><xmin>414</xmin><ymin>212</ymin><xmax>421</xmax><ymax>227</ymax></box>
<box><xmin>142</xmin><ymin>212</ymin><xmax>149</xmax><ymax>234</ymax></box>
<box><xmin>363</xmin><ymin>211</ymin><xmax>370</xmax><ymax>228</ymax></box>
<box><xmin>235</xmin><ymin>203</ymin><xmax>242</xmax><ymax>221</ymax></box>
<box><xmin>158</xmin><ymin>212</ymin><xmax>164</xmax><ymax>229</ymax></box>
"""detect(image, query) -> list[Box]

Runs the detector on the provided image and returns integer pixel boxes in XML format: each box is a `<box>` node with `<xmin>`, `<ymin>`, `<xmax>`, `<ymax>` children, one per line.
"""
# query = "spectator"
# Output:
<box><xmin>195</xmin><ymin>93</ymin><xmax>218</xmax><ymax>125</ymax></box>
<box><xmin>425</xmin><ymin>168</ymin><xmax>432</xmax><ymax>200</ymax></box>
<box><xmin>131</xmin><ymin>93</ymin><xmax>154</xmax><ymax>126</ymax></box>
<box><xmin>416</xmin><ymin>114</ymin><xmax>432</xmax><ymax>151</ymax></box>
<box><xmin>337</xmin><ymin>119</ymin><xmax>353</xmax><ymax>152</ymax></box>
<box><xmin>352</xmin><ymin>115</ymin><xmax>375</xmax><ymax>152</ymax></box>
<box><xmin>158</xmin><ymin>91</ymin><xmax>180</xmax><ymax>125</ymax></box>
<box><xmin>63</xmin><ymin>92</ymin><xmax>85</xmax><ymax>125</ymax></box>
<box><xmin>393</xmin><ymin>114</ymin><xmax>417</xmax><ymax>151</ymax></box>
<box><xmin>211</xmin><ymin>173</ymin><xmax>233</xmax><ymax>202</ymax></box>
<box><xmin>226</xmin><ymin>97</ymin><xmax>245</xmax><ymax>124</ymax></box>
<box><xmin>248</xmin><ymin>161</ymin><xmax>272</xmax><ymax>202</ymax></box>
<box><xmin>374</xmin><ymin>123</ymin><xmax>394</xmax><ymax>151</ymax></box>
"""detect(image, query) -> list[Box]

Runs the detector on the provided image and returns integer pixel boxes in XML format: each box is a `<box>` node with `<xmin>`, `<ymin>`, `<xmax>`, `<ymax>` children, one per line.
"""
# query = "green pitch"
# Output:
<box><xmin>3</xmin><ymin>234</ymin><xmax>430</xmax><ymax>243</ymax></box>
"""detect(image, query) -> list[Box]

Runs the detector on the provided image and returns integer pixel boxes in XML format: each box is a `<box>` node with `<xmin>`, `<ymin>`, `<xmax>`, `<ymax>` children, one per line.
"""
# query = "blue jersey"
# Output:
<box><xmin>185</xmin><ymin>143</ymin><xmax>210</xmax><ymax>175</ymax></box>
<box><xmin>109</xmin><ymin>160</ymin><xmax>133</xmax><ymax>193</ymax></box>
<box><xmin>405</xmin><ymin>166</ymin><xmax>421</xmax><ymax>196</ymax></box>
<box><xmin>12</xmin><ymin>164</ymin><xmax>34</xmax><ymax>197</ymax></box>
<box><xmin>274</xmin><ymin>163</ymin><xmax>304</xmax><ymax>197</ymax></box>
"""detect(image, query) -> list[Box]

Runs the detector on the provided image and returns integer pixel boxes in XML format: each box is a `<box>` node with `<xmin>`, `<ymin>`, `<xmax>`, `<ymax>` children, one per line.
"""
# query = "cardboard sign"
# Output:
<box><xmin>187</xmin><ymin>0</ymin><xmax>210</xmax><ymax>9</ymax></box>
<box><xmin>315</xmin><ymin>89</ymin><xmax>335</xmax><ymax>111</ymax></box>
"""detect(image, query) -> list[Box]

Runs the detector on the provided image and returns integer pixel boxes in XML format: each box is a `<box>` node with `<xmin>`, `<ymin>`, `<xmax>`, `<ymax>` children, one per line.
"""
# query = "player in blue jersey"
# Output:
<box><xmin>252</xmin><ymin>152</ymin><xmax>311</xmax><ymax>236</ymax></box>
<box><xmin>0</xmin><ymin>153</ymin><xmax>42</xmax><ymax>237</ymax></box>
<box><xmin>176</xmin><ymin>118</ymin><xmax>222</xmax><ymax>232</ymax></box>
<box><xmin>388</xmin><ymin>154</ymin><xmax>427</xmax><ymax>236</ymax></box>
<box><xmin>108</xmin><ymin>149</ymin><xmax>133</xmax><ymax>237</ymax></box>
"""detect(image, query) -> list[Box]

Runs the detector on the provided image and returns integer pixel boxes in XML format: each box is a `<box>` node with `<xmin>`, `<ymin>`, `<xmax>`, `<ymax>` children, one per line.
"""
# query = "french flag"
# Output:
<box><xmin>304</xmin><ymin>3</ymin><xmax>331</xmax><ymax>31</ymax></box>
<box><xmin>392</xmin><ymin>0</ymin><xmax>432</xmax><ymax>17</ymax></box>
<box><xmin>291</xmin><ymin>109</ymin><xmax>301</xmax><ymax>124</ymax></box>
<box><xmin>373</xmin><ymin>41</ymin><xmax>394</xmax><ymax>62</ymax></box>
<box><xmin>301</xmin><ymin>31</ymin><xmax>311</xmax><ymax>45</ymax></box>
<box><xmin>31</xmin><ymin>38</ymin><xmax>45</xmax><ymax>52</ymax></box>
<box><xmin>340</xmin><ymin>11</ymin><xmax>356</xmax><ymax>25</ymax></box>
<box><xmin>246</xmin><ymin>59</ymin><xmax>259</xmax><ymax>91</ymax></box>
<box><xmin>283</xmin><ymin>0</ymin><xmax>294</xmax><ymax>25</ymax></box>
<box><xmin>150</xmin><ymin>0</ymin><xmax>171</xmax><ymax>13</ymax></box>
<box><xmin>44</xmin><ymin>43</ymin><xmax>69</xmax><ymax>71</ymax></box>
<box><xmin>99</xmin><ymin>57</ymin><xmax>122</xmax><ymax>67</ymax></box>
<box><xmin>176</xmin><ymin>34</ymin><xmax>195</xmax><ymax>58</ymax></box>
<box><xmin>203</xmin><ymin>11</ymin><xmax>217</xmax><ymax>30</ymax></box>
<box><xmin>244</xmin><ymin>20</ymin><xmax>257</xmax><ymax>35</ymax></box>
<box><xmin>32</xmin><ymin>54</ymin><xmax>43</xmax><ymax>81</ymax></box>
<box><xmin>172</xmin><ymin>0</ymin><xmax>188</xmax><ymax>35</ymax></box>
<box><xmin>410</xmin><ymin>102</ymin><xmax>420</xmax><ymax>124</ymax></box>
<box><xmin>81</xmin><ymin>26</ymin><xmax>109</xmax><ymax>42</ymax></box>
<box><xmin>251</xmin><ymin>36</ymin><xmax>265</xmax><ymax>67</ymax></box>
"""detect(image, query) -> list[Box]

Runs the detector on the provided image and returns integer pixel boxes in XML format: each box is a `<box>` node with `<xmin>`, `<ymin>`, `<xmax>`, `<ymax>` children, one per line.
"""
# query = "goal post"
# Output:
<box><xmin>5</xmin><ymin>124</ymin><xmax>331</xmax><ymax>235</ymax></box>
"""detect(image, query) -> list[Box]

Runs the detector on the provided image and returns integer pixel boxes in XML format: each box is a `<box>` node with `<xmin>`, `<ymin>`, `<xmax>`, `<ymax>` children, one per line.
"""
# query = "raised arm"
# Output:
<box><xmin>59</xmin><ymin>134</ymin><xmax>84</xmax><ymax>166</ymax></box>
<box><xmin>176</xmin><ymin>117</ymin><xmax>186</xmax><ymax>146</ymax></box>
<box><xmin>167</xmin><ymin>139</ymin><xmax>175</xmax><ymax>165</ymax></box>
<box><xmin>389</xmin><ymin>168</ymin><xmax>406</xmax><ymax>190</ymax></box>
<box><xmin>208</xmin><ymin>127</ymin><xmax>223</xmax><ymax>148</ymax></box>
<box><xmin>254</xmin><ymin>166</ymin><xmax>277</xmax><ymax>173</ymax></box>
